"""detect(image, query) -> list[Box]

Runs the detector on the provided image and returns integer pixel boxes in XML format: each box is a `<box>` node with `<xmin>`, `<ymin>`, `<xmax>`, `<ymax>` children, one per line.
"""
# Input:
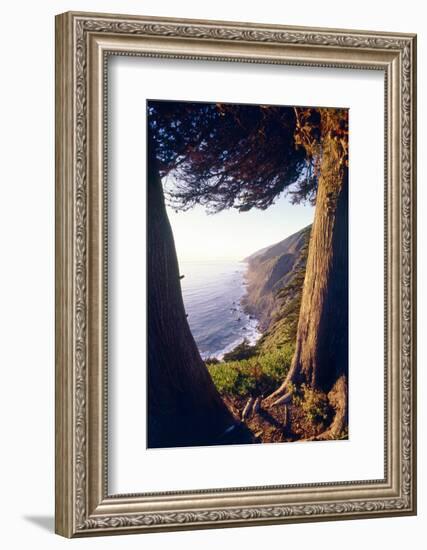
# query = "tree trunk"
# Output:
<box><xmin>267</xmin><ymin>134</ymin><xmax>348</xmax><ymax>402</ymax></box>
<box><xmin>147</xmin><ymin>141</ymin><xmax>254</xmax><ymax>448</ymax></box>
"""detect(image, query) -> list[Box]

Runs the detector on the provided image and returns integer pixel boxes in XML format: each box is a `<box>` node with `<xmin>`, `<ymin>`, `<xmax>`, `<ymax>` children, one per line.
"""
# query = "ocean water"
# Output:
<box><xmin>179</xmin><ymin>259</ymin><xmax>261</xmax><ymax>359</ymax></box>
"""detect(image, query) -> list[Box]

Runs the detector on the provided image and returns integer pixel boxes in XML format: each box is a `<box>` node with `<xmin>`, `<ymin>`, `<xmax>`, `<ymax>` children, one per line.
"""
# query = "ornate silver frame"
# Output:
<box><xmin>55</xmin><ymin>11</ymin><xmax>417</xmax><ymax>537</ymax></box>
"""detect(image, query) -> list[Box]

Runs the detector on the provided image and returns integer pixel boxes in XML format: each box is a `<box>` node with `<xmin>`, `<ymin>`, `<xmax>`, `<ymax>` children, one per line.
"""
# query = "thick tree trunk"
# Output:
<box><xmin>147</xmin><ymin>142</ymin><xmax>254</xmax><ymax>448</ymax></box>
<box><xmin>267</xmin><ymin>135</ymin><xmax>348</xmax><ymax>403</ymax></box>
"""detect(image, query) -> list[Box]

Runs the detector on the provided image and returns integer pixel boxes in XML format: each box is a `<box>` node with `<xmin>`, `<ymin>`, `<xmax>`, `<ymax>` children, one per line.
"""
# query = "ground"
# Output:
<box><xmin>223</xmin><ymin>394</ymin><xmax>347</xmax><ymax>444</ymax></box>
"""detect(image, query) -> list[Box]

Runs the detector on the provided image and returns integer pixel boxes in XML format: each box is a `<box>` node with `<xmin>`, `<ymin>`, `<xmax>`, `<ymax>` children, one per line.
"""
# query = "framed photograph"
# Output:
<box><xmin>55</xmin><ymin>11</ymin><xmax>417</xmax><ymax>537</ymax></box>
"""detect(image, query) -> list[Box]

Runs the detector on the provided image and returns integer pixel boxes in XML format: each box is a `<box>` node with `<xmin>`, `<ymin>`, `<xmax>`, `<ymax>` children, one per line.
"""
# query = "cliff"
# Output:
<box><xmin>242</xmin><ymin>225</ymin><xmax>311</xmax><ymax>351</ymax></box>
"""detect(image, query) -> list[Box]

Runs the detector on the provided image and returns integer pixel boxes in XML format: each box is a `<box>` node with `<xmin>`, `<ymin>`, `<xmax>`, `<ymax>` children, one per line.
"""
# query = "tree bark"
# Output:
<box><xmin>267</xmin><ymin>134</ymin><xmax>348</xmax><ymax>402</ymax></box>
<box><xmin>147</xmin><ymin>141</ymin><xmax>254</xmax><ymax>448</ymax></box>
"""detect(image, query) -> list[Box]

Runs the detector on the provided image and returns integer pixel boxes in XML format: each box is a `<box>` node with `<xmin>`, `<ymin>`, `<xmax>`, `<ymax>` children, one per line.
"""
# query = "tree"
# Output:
<box><xmin>148</xmin><ymin>101</ymin><xmax>348</xmax><ymax>444</ymax></box>
<box><xmin>264</xmin><ymin>109</ymin><xmax>349</xmax><ymax>438</ymax></box>
<box><xmin>147</xmin><ymin>110</ymin><xmax>256</xmax><ymax>448</ymax></box>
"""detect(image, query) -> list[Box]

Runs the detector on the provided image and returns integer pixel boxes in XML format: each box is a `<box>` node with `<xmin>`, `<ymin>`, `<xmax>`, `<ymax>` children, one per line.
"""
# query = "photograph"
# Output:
<box><xmin>147</xmin><ymin>100</ymin><xmax>349</xmax><ymax>449</ymax></box>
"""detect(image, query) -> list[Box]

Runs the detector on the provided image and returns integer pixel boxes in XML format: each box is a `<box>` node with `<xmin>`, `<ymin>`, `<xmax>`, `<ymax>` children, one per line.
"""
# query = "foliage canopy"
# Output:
<box><xmin>147</xmin><ymin>100</ymin><xmax>320</xmax><ymax>212</ymax></box>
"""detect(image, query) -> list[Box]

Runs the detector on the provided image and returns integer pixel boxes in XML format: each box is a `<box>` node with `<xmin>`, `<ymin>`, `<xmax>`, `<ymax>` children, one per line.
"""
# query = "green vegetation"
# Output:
<box><xmin>291</xmin><ymin>383</ymin><xmax>331</xmax><ymax>424</ymax></box>
<box><xmin>222</xmin><ymin>339</ymin><xmax>258</xmax><ymax>362</ymax></box>
<box><xmin>207</xmin><ymin>346</ymin><xmax>293</xmax><ymax>398</ymax></box>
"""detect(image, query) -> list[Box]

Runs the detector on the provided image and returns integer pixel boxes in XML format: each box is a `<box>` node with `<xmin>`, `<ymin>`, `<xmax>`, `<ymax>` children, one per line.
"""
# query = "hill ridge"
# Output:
<box><xmin>242</xmin><ymin>225</ymin><xmax>311</xmax><ymax>339</ymax></box>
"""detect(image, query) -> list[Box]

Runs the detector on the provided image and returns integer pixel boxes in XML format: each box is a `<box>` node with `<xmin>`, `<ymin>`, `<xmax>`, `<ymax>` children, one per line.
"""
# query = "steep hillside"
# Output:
<box><xmin>244</xmin><ymin>225</ymin><xmax>310</xmax><ymax>266</ymax></box>
<box><xmin>242</xmin><ymin>225</ymin><xmax>311</xmax><ymax>350</ymax></box>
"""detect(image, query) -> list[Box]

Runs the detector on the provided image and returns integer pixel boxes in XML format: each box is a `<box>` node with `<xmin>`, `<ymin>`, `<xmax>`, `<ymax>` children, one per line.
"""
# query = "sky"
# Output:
<box><xmin>166</xmin><ymin>190</ymin><xmax>314</xmax><ymax>263</ymax></box>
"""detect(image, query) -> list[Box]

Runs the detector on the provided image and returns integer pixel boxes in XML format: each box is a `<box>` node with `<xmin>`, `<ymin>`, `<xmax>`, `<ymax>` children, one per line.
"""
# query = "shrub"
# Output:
<box><xmin>222</xmin><ymin>339</ymin><xmax>258</xmax><ymax>362</ymax></box>
<box><xmin>292</xmin><ymin>383</ymin><xmax>331</xmax><ymax>424</ymax></box>
<box><xmin>205</xmin><ymin>357</ymin><xmax>220</xmax><ymax>365</ymax></box>
<box><xmin>207</xmin><ymin>345</ymin><xmax>293</xmax><ymax>398</ymax></box>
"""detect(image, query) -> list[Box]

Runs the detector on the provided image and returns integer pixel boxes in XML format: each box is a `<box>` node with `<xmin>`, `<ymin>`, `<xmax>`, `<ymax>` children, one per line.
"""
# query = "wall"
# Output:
<box><xmin>0</xmin><ymin>1</ymin><xmax>424</xmax><ymax>548</ymax></box>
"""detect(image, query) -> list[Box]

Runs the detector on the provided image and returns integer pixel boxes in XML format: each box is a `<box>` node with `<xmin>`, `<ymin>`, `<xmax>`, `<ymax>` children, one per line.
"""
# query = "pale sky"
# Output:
<box><xmin>166</xmin><ymin>190</ymin><xmax>314</xmax><ymax>263</ymax></box>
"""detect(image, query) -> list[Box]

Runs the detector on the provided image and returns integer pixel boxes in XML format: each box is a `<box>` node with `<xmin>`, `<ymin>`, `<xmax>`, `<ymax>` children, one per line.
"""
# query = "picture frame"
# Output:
<box><xmin>55</xmin><ymin>11</ymin><xmax>417</xmax><ymax>537</ymax></box>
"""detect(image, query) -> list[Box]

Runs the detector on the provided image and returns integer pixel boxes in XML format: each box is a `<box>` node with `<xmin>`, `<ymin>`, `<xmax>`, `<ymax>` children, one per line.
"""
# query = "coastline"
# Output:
<box><xmin>180</xmin><ymin>259</ymin><xmax>262</xmax><ymax>361</ymax></box>
<box><xmin>210</xmin><ymin>260</ymin><xmax>262</xmax><ymax>361</ymax></box>
<box><xmin>204</xmin><ymin>266</ymin><xmax>262</xmax><ymax>360</ymax></box>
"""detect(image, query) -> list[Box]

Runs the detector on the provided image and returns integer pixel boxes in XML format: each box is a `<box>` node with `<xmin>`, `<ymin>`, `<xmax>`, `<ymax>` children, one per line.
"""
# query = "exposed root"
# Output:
<box><xmin>270</xmin><ymin>391</ymin><xmax>293</xmax><ymax>407</ymax></box>
<box><xmin>262</xmin><ymin>377</ymin><xmax>291</xmax><ymax>407</ymax></box>
<box><xmin>241</xmin><ymin>397</ymin><xmax>255</xmax><ymax>421</ymax></box>
<box><xmin>282</xmin><ymin>404</ymin><xmax>290</xmax><ymax>436</ymax></box>
<box><xmin>252</xmin><ymin>397</ymin><xmax>261</xmax><ymax>414</ymax></box>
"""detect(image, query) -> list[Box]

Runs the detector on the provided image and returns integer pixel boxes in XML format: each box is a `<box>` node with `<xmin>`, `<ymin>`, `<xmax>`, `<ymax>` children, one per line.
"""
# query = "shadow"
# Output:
<box><xmin>23</xmin><ymin>515</ymin><xmax>54</xmax><ymax>533</ymax></box>
<box><xmin>259</xmin><ymin>408</ymin><xmax>285</xmax><ymax>430</ymax></box>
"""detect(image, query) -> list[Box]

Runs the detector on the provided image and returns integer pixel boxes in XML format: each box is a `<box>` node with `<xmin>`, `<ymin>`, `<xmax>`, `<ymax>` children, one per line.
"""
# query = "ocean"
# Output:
<box><xmin>179</xmin><ymin>259</ymin><xmax>261</xmax><ymax>359</ymax></box>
